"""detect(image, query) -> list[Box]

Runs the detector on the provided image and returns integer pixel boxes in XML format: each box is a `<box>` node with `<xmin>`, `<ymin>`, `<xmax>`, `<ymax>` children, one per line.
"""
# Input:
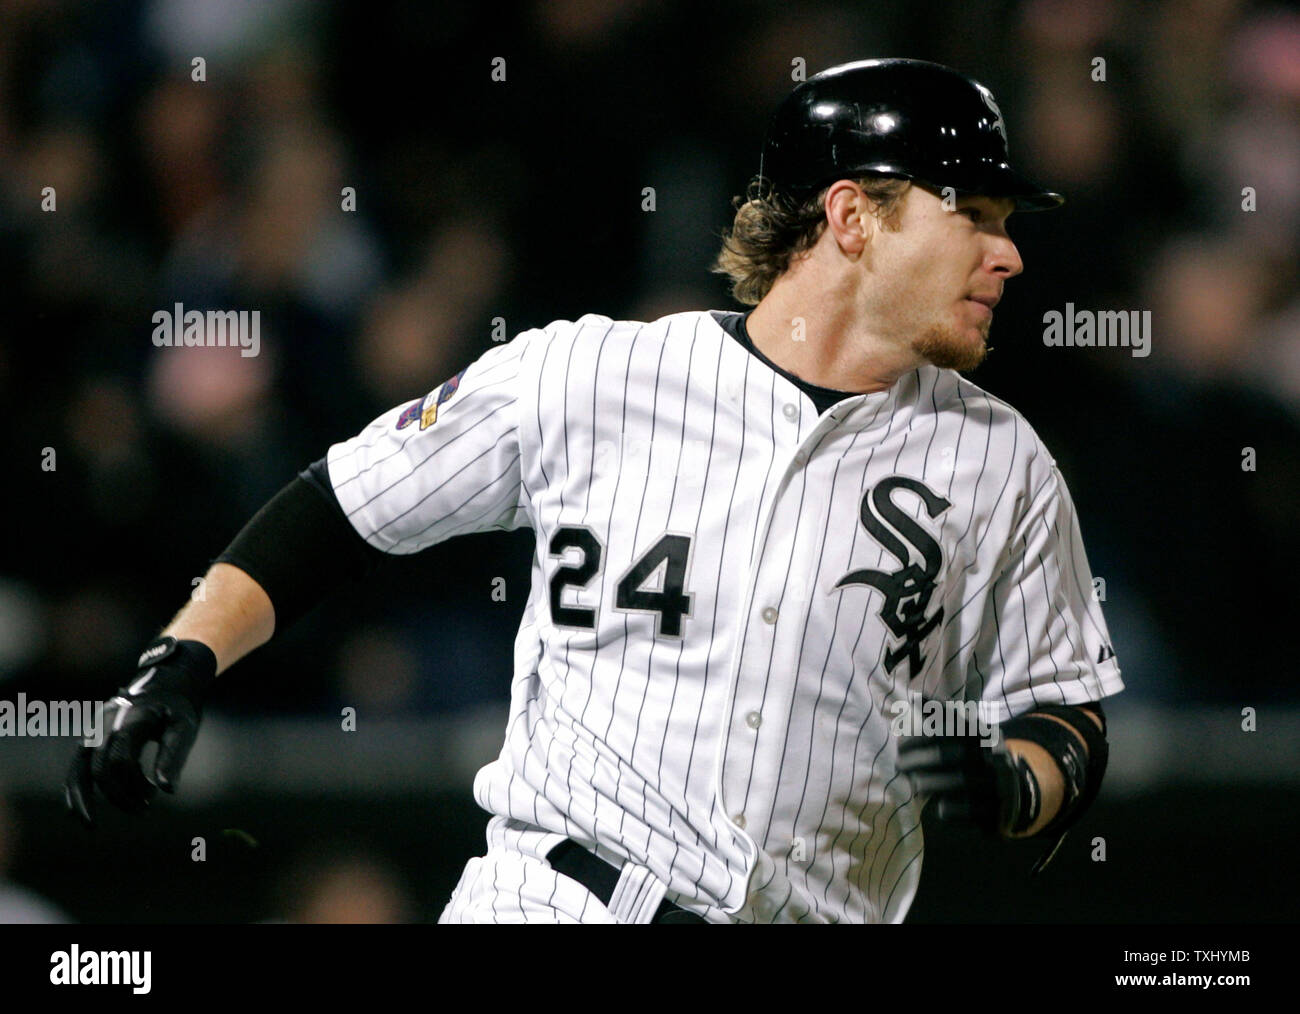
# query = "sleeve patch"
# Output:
<box><xmin>396</xmin><ymin>368</ymin><xmax>467</xmax><ymax>431</ymax></box>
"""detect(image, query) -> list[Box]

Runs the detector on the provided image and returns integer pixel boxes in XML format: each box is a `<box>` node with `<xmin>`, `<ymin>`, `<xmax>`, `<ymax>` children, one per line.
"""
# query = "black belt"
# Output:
<box><xmin>546</xmin><ymin>839</ymin><xmax>707</xmax><ymax>924</ymax></box>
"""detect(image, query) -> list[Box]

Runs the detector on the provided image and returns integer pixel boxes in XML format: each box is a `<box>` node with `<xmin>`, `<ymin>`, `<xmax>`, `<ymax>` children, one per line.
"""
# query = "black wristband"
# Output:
<box><xmin>131</xmin><ymin>636</ymin><xmax>218</xmax><ymax>700</ymax></box>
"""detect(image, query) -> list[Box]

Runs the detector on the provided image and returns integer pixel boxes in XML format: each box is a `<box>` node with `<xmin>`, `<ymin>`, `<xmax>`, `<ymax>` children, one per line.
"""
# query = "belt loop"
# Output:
<box><xmin>607</xmin><ymin>862</ymin><xmax>668</xmax><ymax>924</ymax></box>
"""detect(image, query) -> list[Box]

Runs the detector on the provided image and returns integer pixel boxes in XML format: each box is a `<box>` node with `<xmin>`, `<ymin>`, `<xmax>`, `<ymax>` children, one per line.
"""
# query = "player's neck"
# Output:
<box><xmin>747</xmin><ymin>277</ymin><xmax>924</xmax><ymax>395</ymax></box>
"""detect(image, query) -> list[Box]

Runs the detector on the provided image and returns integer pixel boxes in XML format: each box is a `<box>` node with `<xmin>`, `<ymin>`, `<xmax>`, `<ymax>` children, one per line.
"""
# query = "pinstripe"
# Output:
<box><xmin>628</xmin><ymin>319</ymin><xmax>698</xmax><ymax>842</ymax></box>
<box><xmin>549</xmin><ymin>322</ymin><xmax>617</xmax><ymax>832</ymax></box>
<box><xmin>563</xmin><ymin>323</ymin><xmax>645</xmax><ymax>855</ymax></box>
<box><xmin>866</xmin><ymin>773</ymin><xmax>922</xmax><ymax>908</ymax></box>
<box><xmin>1037</xmin><ymin>548</ymin><xmax>1074</xmax><ymax>704</ymax></box>
<box><xmin>684</xmin><ymin>350</ymin><xmax>754</xmax><ymax>892</ymax></box>
<box><xmin>748</xmin><ymin>374</ymin><xmax>780</xmax><ymax>566</ymax></box>
<box><xmin>1058</xmin><ymin>512</ymin><xmax>1111</xmax><ymax>646</ymax></box>
<box><xmin>922</xmin><ymin>372</ymin><xmax>967</xmax><ymax>701</ymax></box>
<box><xmin>656</xmin><ymin>328</ymin><xmax>722</xmax><ymax>872</ymax></box>
<box><xmin>881</xmin><ymin>838</ymin><xmax>925</xmax><ymax>921</ymax></box>
<box><xmin>539</xmin><ymin>322</ymin><xmax>615</xmax><ymax>831</ymax></box>
<box><xmin>734</xmin><ymin>394</ymin><xmax>816</xmax><ymax>815</ymax></box>
<box><xmin>719</xmin><ymin>369</ymin><xmax>779</xmax><ymax>799</ymax></box>
<box><xmin>605</xmin><ymin>325</ymin><xmax>670</xmax><ymax>858</ymax></box>
<box><xmin>851</xmin><ymin>374</ymin><xmax>928</xmax><ymax>910</ymax></box>
<box><xmin>535</xmin><ymin>324</ymin><xmax>557</xmax><ymax>491</ymax></box>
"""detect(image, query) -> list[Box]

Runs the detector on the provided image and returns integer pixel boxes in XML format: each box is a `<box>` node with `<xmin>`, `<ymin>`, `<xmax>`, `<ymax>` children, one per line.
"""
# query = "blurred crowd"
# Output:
<box><xmin>1</xmin><ymin>0</ymin><xmax>1298</xmax><ymax>733</ymax></box>
<box><xmin>0</xmin><ymin>771</ymin><xmax>419</xmax><ymax>921</ymax></box>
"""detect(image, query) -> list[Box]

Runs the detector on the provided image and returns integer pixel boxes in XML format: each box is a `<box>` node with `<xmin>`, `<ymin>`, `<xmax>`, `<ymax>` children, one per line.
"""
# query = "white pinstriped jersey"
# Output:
<box><xmin>326</xmin><ymin>309</ymin><xmax>1124</xmax><ymax>923</ymax></box>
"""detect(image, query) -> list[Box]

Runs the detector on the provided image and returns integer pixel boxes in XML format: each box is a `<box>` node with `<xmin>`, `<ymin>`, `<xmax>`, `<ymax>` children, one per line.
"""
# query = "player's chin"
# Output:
<box><xmin>914</xmin><ymin>321</ymin><xmax>989</xmax><ymax>373</ymax></box>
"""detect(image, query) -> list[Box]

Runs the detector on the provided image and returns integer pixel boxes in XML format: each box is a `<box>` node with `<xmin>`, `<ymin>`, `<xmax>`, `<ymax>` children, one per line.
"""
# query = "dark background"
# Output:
<box><xmin>1</xmin><ymin>0</ymin><xmax>1297</xmax><ymax>922</ymax></box>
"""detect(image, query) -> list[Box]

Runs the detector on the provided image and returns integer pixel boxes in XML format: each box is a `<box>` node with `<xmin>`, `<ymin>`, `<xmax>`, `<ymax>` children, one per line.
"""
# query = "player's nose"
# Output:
<box><xmin>988</xmin><ymin>234</ymin><xmax>1023</xmax><ymax>280</ymax></box>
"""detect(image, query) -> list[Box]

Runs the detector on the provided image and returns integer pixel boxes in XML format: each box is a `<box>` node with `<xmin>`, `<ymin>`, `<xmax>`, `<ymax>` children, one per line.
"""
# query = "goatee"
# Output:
<box><xmin>913</xmin><ymin>322</ymin><xmax>989</xmax><ymax>372</ymax></box>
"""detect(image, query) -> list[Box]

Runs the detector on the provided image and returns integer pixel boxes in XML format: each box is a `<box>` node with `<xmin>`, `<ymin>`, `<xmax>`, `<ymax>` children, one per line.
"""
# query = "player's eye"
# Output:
<box><xmin>961</xmin><ymin>207</ymin><xmax>983</xmax><ymax>223</ymax></box>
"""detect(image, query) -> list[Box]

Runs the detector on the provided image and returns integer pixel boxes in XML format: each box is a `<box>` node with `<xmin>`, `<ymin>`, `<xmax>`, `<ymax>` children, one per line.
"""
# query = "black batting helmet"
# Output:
<box><xmin>759</xmin><ymin>58</ymin><xmax>1063</xmax><ymax>211</ymax></box>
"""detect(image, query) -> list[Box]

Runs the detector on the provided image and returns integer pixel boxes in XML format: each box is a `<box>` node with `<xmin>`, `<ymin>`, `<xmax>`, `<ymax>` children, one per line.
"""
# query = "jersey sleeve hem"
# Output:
<box><xmin>986</xmin><ymin>666</ymin><xmax>1125</xmax><ymax>725</ymax></box>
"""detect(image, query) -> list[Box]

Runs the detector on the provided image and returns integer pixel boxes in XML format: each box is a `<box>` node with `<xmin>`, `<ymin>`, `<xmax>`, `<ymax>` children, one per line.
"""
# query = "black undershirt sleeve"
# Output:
<box><xmin>212</xmin><ymin>457</ymin><xmax>387</xmax><ymax>632</ymax></box>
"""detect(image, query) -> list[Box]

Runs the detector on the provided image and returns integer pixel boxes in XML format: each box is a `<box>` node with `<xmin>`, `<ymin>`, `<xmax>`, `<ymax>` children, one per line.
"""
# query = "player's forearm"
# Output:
<box><xmin>1002</xmin><ymin>707</ymin><xmax>1104</xmax><ymax>838</ymax></box>
<box><xmin>1002</xmin><ymin>738</ymin><xmax>1064</xmax><ymax>837</ymax></box>
<box><xmin>162</xmin><ymin>562</ymin><xmax>275</xmax><ymax>675</ymax></box>
<box><xmin>163</xmin><ymin>463</ymin><xmax>382</xmax><ymax>676</ymax></box>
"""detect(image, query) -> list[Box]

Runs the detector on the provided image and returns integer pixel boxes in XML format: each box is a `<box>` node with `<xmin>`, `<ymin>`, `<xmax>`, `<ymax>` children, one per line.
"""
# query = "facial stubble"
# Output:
<box><xmin>912</xmin><ymin>316</ymin><xmax>990</xmax><ymax>372</ymax></box>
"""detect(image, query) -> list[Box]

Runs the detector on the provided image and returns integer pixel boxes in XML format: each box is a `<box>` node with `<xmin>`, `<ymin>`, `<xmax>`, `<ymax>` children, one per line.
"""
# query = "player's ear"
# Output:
<box><xmin>823</xmin><ymin>180</ymin><xmax>871</xmax><ymax>255</ymax></box>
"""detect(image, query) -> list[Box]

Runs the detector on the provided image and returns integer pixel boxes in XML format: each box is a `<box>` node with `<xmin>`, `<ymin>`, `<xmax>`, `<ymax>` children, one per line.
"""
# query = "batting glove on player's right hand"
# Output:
<box><xmin>896</xmin><ymin>734</ymin><xmax>1040</xmax><ymax>838</ymax></box>
<box><xmin>64</xmin><ymin>636</ymin><xmax>218</xmax><ymax>827</ymax></box>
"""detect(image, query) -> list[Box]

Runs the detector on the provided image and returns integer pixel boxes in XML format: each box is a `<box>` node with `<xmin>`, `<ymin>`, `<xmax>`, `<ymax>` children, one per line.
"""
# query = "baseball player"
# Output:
<box><xmin>66</xmin><ymin>59</ymin><xmax>1122</xmax><ymax>923</ymax></box>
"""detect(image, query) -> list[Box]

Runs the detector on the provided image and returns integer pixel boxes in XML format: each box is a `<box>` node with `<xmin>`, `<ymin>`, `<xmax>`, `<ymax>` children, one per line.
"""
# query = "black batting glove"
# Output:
<box><xmin>65</xmin><ymin>636</ymin><xmax>217</xmax><ymax>827</ymax></box>
<box><xmin>896</xmin><ymin>734</ymin><xmax>1041</xmax><ymax>837</ymax></box>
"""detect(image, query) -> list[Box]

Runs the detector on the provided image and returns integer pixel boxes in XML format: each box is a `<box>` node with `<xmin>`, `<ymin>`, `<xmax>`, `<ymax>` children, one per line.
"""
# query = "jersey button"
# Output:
<box><xmin>745</xmin><ymin>711</ymin><xmax>762</xmax><ymax>730</ymax></box>
<box><xmin>761</xmin><ymin>606</ymin><xmax>778</xmax><ymax>624</ymax></box>
<box><xmin>782</xmin><ymin>403</ymin><xmax>798</xmax><ymax>421</ymax></box>
<box><xmin>733</xmin><ymin>814</ymin><xmax>747</xmax><ymax>829</ymax></box>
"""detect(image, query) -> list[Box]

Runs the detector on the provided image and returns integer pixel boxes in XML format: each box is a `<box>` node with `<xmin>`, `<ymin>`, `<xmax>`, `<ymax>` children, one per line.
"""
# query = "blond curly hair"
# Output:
<box><xmin>712</xmin><ymin>176</ymin><xmax>911</xmax><ymax>305</ymax></box>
